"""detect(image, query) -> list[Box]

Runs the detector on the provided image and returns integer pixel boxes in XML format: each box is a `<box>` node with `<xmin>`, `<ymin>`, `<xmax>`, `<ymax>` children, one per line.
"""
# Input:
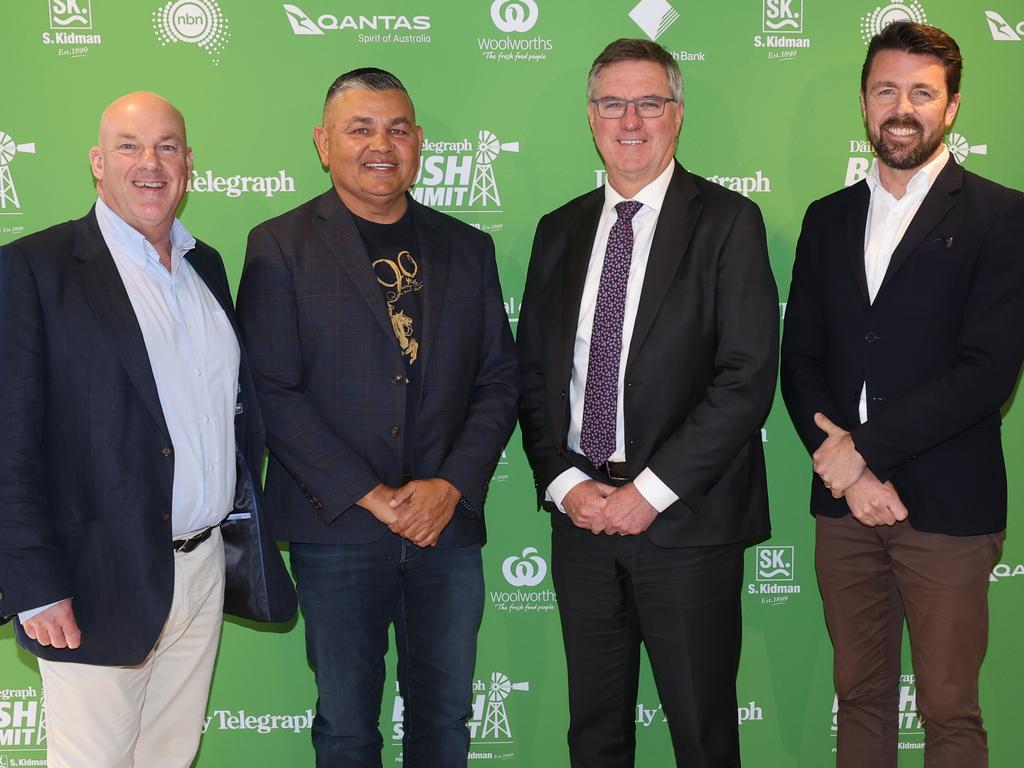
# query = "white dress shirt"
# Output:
<box><xmin>547</xmin><ymin>161</ymin><xmax>680</xmax><ymax>513</ymax></box>
<box><xmin>859</xmin><ymin>146</ymin><xmax>949</xmax><ymax>423</ymax></box>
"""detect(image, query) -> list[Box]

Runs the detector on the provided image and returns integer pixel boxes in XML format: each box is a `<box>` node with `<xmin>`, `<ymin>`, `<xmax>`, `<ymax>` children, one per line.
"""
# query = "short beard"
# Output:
<box><xmin>869</xmin><ymin>115</ymin><xmax>946</xmax><ymax>170</ymax></box>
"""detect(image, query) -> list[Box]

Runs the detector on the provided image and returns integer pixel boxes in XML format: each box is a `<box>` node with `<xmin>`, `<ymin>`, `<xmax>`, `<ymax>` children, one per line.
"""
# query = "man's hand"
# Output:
<box><xmin>812</xmin><ymin>412</ymin><xmax>867</xmax><ymax>498</ymax></box>
<box><xmin>387</xmin><ymin>478</ymin><xmax>461</xmax><ymax>548</ymax></box>
<box><xmin>22</xmin><ymin>599</ymin><xmax>81</xmax><ymax>649</ymax></box>
<box><xmin>602</xmin><ymin>484</ymin><xmax>659</xmax><ymax>536</ymax></box>
<box><xmin>844</xmin><ymin>469</ymin><xmax>909</xmax><ymax>527</ymax></box>
<box><xmin>357</xmin><ymin>483</ymin><xmax>401</xmax><ymax>525</ymax></box>
<box><xmin>562</xmin><ymin>480</ymin><xmax>616</xmax><ymax>534</ymax></box>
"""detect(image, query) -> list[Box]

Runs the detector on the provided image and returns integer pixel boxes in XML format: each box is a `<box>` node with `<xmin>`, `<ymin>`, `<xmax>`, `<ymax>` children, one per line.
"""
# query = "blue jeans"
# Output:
<box><xmin>290</xmin><ymin>535</ymin><xmax>484</xmax><ymax>768</ymax></box>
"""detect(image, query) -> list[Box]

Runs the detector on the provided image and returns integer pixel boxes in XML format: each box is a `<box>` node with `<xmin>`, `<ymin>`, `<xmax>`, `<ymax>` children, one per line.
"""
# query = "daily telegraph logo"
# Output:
<box><xmin>502</xmin><ymin>547</ymin><xmax>547</xmax><ymax>587</ymax></box>
<box><xmin>491</xmin><ymin>0</ymin><xmax>538</xmax><ymax>32</ymax></box>
<box><xmin>202</xmin><ymin>709</ymin><xmax>313</xmax><ymax>734</ymax></box>
<box><xmin>860</xmin><ymin>2</ymin><xmax>927</xmax><ymax>45</ymax></box>
<box><xmin>412</xmin><ymin>132</ymin><xmax>520</xmax><ymax>214</ymax></box>
<box><xmin>0</xmin><ymin>688</ymin><xmax>46</xmax><ymax>748</ymax></box>
<box><xmin>629</xmin><ymin>0</ymin><xmax>680</xmax><ymax>42</ymax></box>
<box><xmin>49</xmin><ymin>0</ymin><xmax>92</xmax><ymax>29</ymax></box>
<box><xmin>281</xmin><ymin>4</ymin><xmax>431</xmax><ymax>44</ymax></box>
<box><xmin>0</xmin><ymin>132</ymin><xmax>36</xmax><ymax>213</ymax></box>
<box><xmin>830</xmin><ymin>675</ymin><xmax>922</xmax><ymax>747</ymax></box>
<box><xmin>748</xmin><ymin>545</ymin><xmax>801</xmax><ymax>603</ymax></box>
<box><xmin>637</xmin><ymin>700</ymin><xmax>765</xmax><ymax>728</ymax></box>
<box><xmin>986</xmin><ymin>10</ymin><xmax>1024</xmax><ymax>41</ymax></box>
<box><xmin>153</xmin><ymin>0</ymin><xmax>230</xmax><ymax>66</ymax></box>
<box><xmin>390</xmin><ymin>673</ymin><xmax>530</xmax><ymax>745</ymax></box>
<box><xmin>186</xmin><ymin>169</ymin><xmax>297</xmax><ymax>198</ymax></box>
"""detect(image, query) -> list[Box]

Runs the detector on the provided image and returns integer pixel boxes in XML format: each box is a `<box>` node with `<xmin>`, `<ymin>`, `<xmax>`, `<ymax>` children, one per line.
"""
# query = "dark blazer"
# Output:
<box><xmin>0</xmin><ymin>208</ymin><xmax>296</xmax><ymax>666</ymax></box>
<box><xmin>518</xmin><ymin>162</ymin><xmax>779</xmax><ymax>547</ymax></box>
<box><xmin>781</xmin><ymin>160</ymin><xmax>1024</xmax><ymax>535</ymax></box>
<box><xmin>235</xmin><ymin>190</ymin><xmax>519</xmax><ymax>546</ymax></box>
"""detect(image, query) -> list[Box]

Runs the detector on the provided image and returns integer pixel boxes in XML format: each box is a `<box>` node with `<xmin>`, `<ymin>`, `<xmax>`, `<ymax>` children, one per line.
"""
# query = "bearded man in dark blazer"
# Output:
<box><xmin>517</xmin><ymin>39</ymin><xmax>779</xmax><ymax>768</ymax></box>
<box><xmin>0</xmin><ymin>91</ymin><xmax>295</xmax><ymax>767</ymax></box>
<box><xmin>236</xmin><ymin>69</ymin><xmax>518</xmax><ymax>767</ymax></box>
<box><xmin>782</xmin><ymin>22</ymin><xmax>1024</xmax><ymax>768</ymax></box>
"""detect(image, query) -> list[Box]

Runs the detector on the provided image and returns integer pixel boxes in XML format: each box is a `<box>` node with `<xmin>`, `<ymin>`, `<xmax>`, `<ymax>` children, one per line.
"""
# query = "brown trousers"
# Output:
<box><xmin>815</xmin><ymin>514</ymin><xmax>1002</xmax><ymax>768</ymax></box>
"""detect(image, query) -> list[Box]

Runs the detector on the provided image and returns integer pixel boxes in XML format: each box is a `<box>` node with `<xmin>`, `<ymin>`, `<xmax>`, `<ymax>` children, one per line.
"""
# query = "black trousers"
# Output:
<box><xmin>551</xmin><ymin>522</ymin><xmax>745</xmax><ymax>768</ymax></box>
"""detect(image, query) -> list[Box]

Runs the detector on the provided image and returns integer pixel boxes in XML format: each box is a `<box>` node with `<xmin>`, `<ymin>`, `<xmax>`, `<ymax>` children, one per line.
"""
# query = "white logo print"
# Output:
<box><xmin>502</xmin><ymin>547</ymin><xmax>547</xmax><ymax>587</ymax></box>
<box><xmin>629</xmin><ymin>0</ymin><xmax>680</xmax><ymax>42</ymax></box>
<box><xmin>491</xmin><ymin>0</ymin><xmax>539</xmax><ymax>33</ymax></box>
<box><xmin>49</xmin><ymin>0</ymin><xmax>92</xmax><ymax>29</ymax></box>
<box><xmin>860</xmin><ymin>1</ymin><xmax>927</xmax><ymax>45</ymax></box>
<box><xmin>0</xmin><ymin>132</ymin><xmax>37</xmax><ymax>212</ymax></box>
<box><xmin>282</xmin><ymin>3</ymin><xmax>323</xmax><ymax>35</ymax></box>
<box><xmin>945</xmin><ymin>133</ymin><xmax>987</xmax><ymax>165</ymax></box>
<box><xmin>153</xmin><ymin>0</ymin><xmax>230</xmax><ymax>65</ymax></box>
<box><xmin>763</xmin><ymin>0</ymin><xmax>803</xmax><ymax>33</ymax></box>
<box><xmin>985</xmin><ymin>10</ymin><xmax>1023</xmax><ymax>41</ymax></box>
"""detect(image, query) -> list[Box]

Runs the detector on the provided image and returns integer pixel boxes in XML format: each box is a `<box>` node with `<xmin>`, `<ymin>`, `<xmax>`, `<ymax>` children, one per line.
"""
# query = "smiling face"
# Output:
<box><xmin>588</xmin><ymin>59</ymin><xmax>683</xmax><ymax>198</ymax></box>
<box><xmin>861</xmin><ymin>49</ymin><xmax>960</xmax><ymax>173</ymax></box>
<box><xmin>313</xmin><ymin>87</ymin><xmax>423</xmax><ymax>223</ymax></box>
<box><xmin>89</xmin><ymin>92</ymin><xmax>192</xmax><ymax>246</ymax></box>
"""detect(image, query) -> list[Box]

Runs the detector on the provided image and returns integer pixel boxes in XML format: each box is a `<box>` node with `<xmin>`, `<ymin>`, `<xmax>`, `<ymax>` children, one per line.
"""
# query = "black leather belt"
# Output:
<box><xmin>172</xmin><ymin>526</ymin><xmax>213</xmax><ymax>553</ymax></box>
<box><xmin>602</xmin><ymin>461</ymin><xmax>630</xmax><ymax>481</ymax></box>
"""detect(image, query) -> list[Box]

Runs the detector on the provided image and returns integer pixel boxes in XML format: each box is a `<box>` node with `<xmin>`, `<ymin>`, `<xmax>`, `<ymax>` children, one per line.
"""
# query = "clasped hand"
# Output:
<box><xmin>357</xmin><ymin>479</ymin><xmax>460</xmax><ymax>548</ymax></box>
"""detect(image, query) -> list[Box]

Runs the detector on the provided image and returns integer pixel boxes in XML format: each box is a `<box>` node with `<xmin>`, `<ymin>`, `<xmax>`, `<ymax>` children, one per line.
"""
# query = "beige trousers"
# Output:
<box><xmin>38</xmin><ymin>526</ymin><xmax>225</xmax><ymax>768</ymax></box>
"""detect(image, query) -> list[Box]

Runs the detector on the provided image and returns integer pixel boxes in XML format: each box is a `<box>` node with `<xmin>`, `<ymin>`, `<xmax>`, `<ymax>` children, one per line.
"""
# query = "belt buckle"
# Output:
<box><xmin>173</xmin><ymin>526</ymin><xmax>212</xmax><ymax>553</ymax></box>
<box><xmin>603</xmin><ymin>461</ymin><xmax>629</xmax><ymax>481</ymax></box>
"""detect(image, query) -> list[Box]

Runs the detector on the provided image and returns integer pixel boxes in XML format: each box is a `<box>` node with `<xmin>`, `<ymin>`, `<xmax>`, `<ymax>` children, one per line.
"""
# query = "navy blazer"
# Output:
<box><xmin>782</xmin><ymin>160</ymin><xmax>1024</xmax><ymax>535</ymax></box>
<box><xmin>518</xmin><ymin>163</ymin><xmax>779</xmax><ymax>547</ymax></box>
<box><xmin>0</xmin><ymin>209</ymin><xmax>296</xmax><ymax>665</ymax></box>
<box><xmin>236</xmin><ymin>190</ymin><xmax>519</xmax><ymax>546</ymax></box>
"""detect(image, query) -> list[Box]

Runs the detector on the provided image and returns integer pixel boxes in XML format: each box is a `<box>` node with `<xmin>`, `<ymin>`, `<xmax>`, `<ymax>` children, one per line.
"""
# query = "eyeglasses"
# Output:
<box><xmin>590</xmin><ymin>97</ymin><xmax>677</xmax><ymax>119</ymax></box>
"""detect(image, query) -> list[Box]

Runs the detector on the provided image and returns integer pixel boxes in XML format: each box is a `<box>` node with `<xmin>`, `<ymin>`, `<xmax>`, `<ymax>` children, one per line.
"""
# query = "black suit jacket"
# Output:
<box><xmin>0</xmin><ymin>208</ymin><xmax>296</xmax><ymax>666</ymax></box>
<box><xmin>236</xmin><ymin>190</ymin><xmax>519</xmax><ymax>546</ymax></box>
<box><xmin>518</xmin><ymin>162</ymin><xmax>779</xmax><ymax>547</ymax></box>
<box><xmin>781</xmin><ymin>160</ymin><xmax>1024</xmax><ymax>535</ymax></box>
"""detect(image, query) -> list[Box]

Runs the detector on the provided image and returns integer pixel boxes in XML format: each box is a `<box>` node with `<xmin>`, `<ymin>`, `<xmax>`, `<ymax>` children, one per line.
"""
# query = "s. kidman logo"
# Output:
<box><xmin>41</xmin><ymin>0</ymin><xmax>104</xmax><ymax>56</ymax></box>
<box><xmin>391</xmin><ymin>672</ymin><xmax>530</xmax><ymax>757</ymax></box>
<box><xmin>282</xmin><ymin>4</ymin><xmax>431</xmax><ymax>44</ymax></box>
<box><xmin>986</xmin><ymin>10</ymin><xmax>1024</xmax><ymax>41</ymax></box>
<box><xmin>0</xmin><ymin>688</ymin><xmax>46</xmax><ymax>749</ymax></box>
<box><xmin>747</xmin><ymin>545</ymin><xmax>801</xmax><ymax>604</ymax></box>
<box><xmin>490</xmin><ymin>546</ymin><xmax>556</xmax><ymax>614</ymax></box>
<box><xmin>860</xmin><ymin>2</ymin><xmax>927</xmax><ymax>45</ymax></box>
<box><xmin>186</xmin><ymin>169</ymin><xmax>297</xmax><ymax>198</ymax></box>
<box><xmin>153</xmin><ymin>0</ymin><xmax>230</xmax><ymax>66</ymax></box>
<box><xmin>478</xmin><ymin>0</ymin><xmax>551</xmax><ymax>62</ymax></box>
<box><xmin>754</xmin><ymin>0</ymin><xmax>812</xmax><ymax>61</ymax></box>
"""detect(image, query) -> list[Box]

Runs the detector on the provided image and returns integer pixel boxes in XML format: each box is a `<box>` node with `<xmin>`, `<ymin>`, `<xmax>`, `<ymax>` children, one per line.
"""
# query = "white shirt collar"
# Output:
<box><xmin>94</xmin><ymin>196</ymin><xmax>196</xmax><ymax>273</ymax></box>
<box><xmin>602</xmin><ymin>160</ymin><xmax>676</xmax><ymax>216</ymax></box>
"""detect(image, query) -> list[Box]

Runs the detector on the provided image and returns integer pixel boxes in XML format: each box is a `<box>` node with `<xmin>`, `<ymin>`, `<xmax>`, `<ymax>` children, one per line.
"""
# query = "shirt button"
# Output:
<box><xmin>161</xmin><ymin>447</ymin><xmax>173</xmax><ymax>457</ymax></box>
<box><xmin>392</xmin><ymin>374</ymin><xmax>404</xmax><ymax>384</ymax></box>
<box><xmin>196</xmin><ymin>369</ymin><xmax>203</xmax><ymax>378</ymax></box>
<box><xmin>204</xmin><ymin>416</ymin><xmax>211</xmax><ymax>424</ymax></box>
<box><xmin>865</xmin><ymin>332</ymin><xmax>879</xmax><ymax>343</ymax></box>
<box><xmin>162</xmin><ymin>512</ymin><xmax>171</xmax><ymax>521</ymax></box>
<box><xmin>185</xmin><ymin>322</ymin><xmax>192</xmax><ymax>330</ymax></box>
<box><xmin>390</xmin><ymin>426</ymin><xmax>401</xmax><ymax>437</ymax></box>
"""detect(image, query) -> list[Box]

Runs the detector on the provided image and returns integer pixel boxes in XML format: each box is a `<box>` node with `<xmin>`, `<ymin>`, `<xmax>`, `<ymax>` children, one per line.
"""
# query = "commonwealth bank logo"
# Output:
<box><xmin>153</xmin><ymin>0</ymin><xmax>230</xmax><ymax>65</ymax></box>
<box><xmin>629</xmin><ymin>0</ymin><xmax>679</xmax><ymax>42</ymax></box>
<box><xmin>502</xmin><ymin>547</ymin><xmax>547</xmax><ymax>587</ymax></box>
<box><xmin>860</xmin><ymin>2</ymin><xmax>927</xmax><ymax>44</ymax></box>
<box><xmin>0</xmin><ymin>131</ymin><xmax>37</xmax><ymax>212</ymax></box>
<box><xmin>491</xmin><ymin>0</ymin><xmax>538</xmax><ymax>33</ymax></box>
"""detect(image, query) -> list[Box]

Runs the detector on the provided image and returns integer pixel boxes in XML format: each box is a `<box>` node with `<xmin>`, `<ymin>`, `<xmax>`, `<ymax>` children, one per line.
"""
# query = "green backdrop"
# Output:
<box><xmin>2</xmin><ymin>1</ymin><xmax>1023</xmax><ymax>765</ymax></box>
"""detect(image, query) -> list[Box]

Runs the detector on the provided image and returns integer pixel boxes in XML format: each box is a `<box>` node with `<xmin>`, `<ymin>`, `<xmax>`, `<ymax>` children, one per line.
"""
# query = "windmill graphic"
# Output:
<box><xmin>469</xmin><ymin>130</ymin><xmax>519</xmax><ymax>207</ymax></box>
<box><xmin>36</xmin><ymin>691</ymin><xmax>47</xmax><ymax>745</ymax></box>
<box><xmin>0</xmin><ymin>131</ymin><xmax>36</xmax><ymax>210</ymax></box>
<box><xmin>480</xmin><ymin>671</ymin><xmax>529</xmax><ymax>740</ymax></box>
<box><xmin>946</xmin><ymin>133</ymin><xmax>988</xmax><ymax>165</ymax></box>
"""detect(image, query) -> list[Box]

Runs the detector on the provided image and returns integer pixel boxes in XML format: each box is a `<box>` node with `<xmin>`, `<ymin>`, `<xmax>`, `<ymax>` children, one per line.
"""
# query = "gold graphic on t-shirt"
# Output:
<box><xmin>373</xmin><ymin>250</ymin><xmax>422</xmax><ymax>364</ymax></box>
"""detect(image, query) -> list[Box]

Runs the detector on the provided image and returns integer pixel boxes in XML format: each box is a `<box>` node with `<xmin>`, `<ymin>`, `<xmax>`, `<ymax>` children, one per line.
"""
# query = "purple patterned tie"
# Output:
<box><xmin>580</xmin><ymin>200</ymin><xmax>642</xmax><ymax>468</ymax></box>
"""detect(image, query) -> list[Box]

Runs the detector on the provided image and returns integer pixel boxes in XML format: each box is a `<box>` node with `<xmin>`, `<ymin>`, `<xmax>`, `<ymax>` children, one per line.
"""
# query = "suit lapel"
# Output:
<box><xmin>75</xmin><ymin>209</ymin><xmax>169</xmax><ymax>436</ymax></box>
<box><xmin>559</xmin><ymin>191</ymin><xmax>603</xmax><ymax>383</ymax></box>
<box><xmin>624</xmin><ymin>163</ymin><xmax>700</xmax><ymax>370</ymax></box>
<box><xmin>410</xmin><ymin>200</ymin><xmax>449</xmax><ymax>377</ymax></box>
<box><xmin>312</xmin><ymin>190</ymin><xmax>395</xmax><ymax>341</ymax></box>
<box><xmin>843</xmin><ymin>181</ymin><xmax>871</xmax><ymax>305</ymax></box>
<box><xmin>876</xmin><ymin>159</ymin><xmax>963</xmax><ymax>297</ymax></box>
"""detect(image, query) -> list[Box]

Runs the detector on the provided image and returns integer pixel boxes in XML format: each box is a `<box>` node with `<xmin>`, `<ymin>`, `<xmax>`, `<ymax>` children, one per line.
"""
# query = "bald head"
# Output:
<box><xmin>90</xmin><ymin>91</ymin><xmax>193</xmax><ymax>256</ymax></box>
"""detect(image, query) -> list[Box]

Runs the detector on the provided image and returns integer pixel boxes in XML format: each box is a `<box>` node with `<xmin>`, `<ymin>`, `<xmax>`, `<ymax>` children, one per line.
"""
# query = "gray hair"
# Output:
<box><xmin>587</xmin><ymin>38</ymin><xmax>683</xmax><ymax>104</ymax></box>
<box><xmin>323</xmin><ymin>68</ymin><xmax>410</xmax><ymax>117</ymax></box>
